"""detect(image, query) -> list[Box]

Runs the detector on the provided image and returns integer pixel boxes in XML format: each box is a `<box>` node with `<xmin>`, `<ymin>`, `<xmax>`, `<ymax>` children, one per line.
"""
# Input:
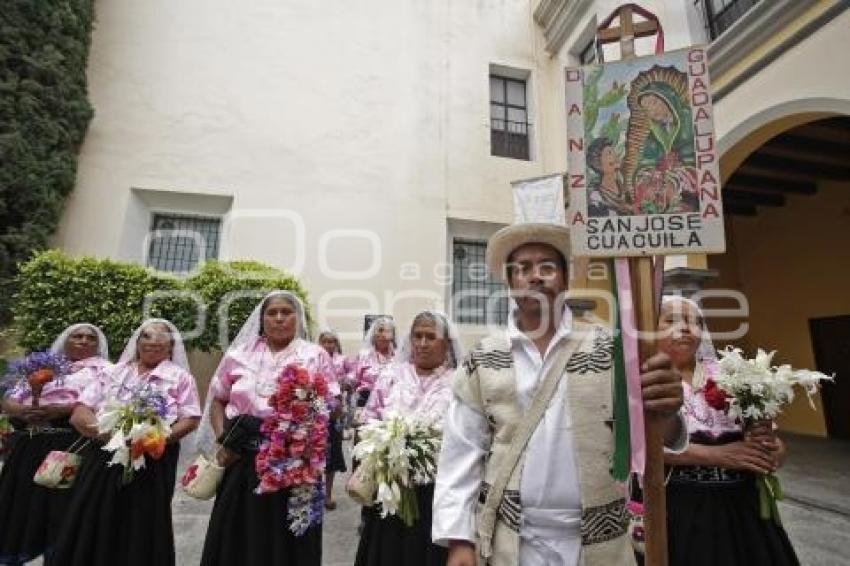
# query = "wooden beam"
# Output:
<box><xmin>598</xmin><ymin>21</ymin><xmax>659</xmax><ymax>43</ymax></box>
<box><xmin>793</xmin><ymin>118</ymin><xmax>850</xmax><ymax>144</ymax></box>
<box><xmin>723</xmin><ymin>202</ymin><xmax>758</xmax><ymax>216</ymax></box>
<box><xmin>726</xmin><ymin>172</ymin><xmax>817</xmax><ymax>195</ymax></box>
<box><xmin>760</xmin><ymin>134</ymin><xmax>850</xmax><ymax>167</ymax></box>
<box><xmin>723</xmin><ymin>188</ymin><xmax>785</xmax><ymax>207</ymax></box>
<box><xmin>745</xmin><ymin>153</ymin><xmax>850</xmax><ymax>181</ymax></box>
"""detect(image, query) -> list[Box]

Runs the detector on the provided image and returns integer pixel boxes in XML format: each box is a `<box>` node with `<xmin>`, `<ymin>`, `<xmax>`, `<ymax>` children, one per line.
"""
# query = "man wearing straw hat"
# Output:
<box><xmin>432</xmin><ymin>214</ymin><xmax>686</xmax><ymax>566</ymax></box>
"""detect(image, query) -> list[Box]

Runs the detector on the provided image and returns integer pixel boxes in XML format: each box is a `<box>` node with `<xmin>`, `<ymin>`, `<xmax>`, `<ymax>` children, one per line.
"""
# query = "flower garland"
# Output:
<box><xmin>254</xmin><ymin>363</ymin><xmax>331</xmax><ymax>536</ymax></box>
<box><xmin>705</xmin><ymin>346</ymin><xmax>833</xmax><ymax>523</ymax></box>
<box><xmin>97</xmin><ymin>384</ymin><xmax>173</xmax><ymax>484</ymax></box>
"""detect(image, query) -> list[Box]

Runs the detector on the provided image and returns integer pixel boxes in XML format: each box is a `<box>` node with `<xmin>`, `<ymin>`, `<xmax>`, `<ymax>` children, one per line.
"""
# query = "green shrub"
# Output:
<box><xmin>13</xmin><ymin>251</ymin><xmax>310</xmax><ymax>358</ymax></box>
<box><xmin>14</xmin><ymin>250</ymin><xmax>188</xmax><ymax>358</ymax></box>
<box><xmin>183</xmin><ymin>260</ymin><xmax>312</xmax><ymax>353</ymax></box>
<box><xmin>0</xmin><ymin>1</ymin><xmax>96</xmax><ymax>323</ymax></box>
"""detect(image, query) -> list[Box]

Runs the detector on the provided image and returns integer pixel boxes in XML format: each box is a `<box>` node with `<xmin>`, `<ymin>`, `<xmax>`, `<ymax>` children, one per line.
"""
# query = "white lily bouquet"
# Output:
<box><xmin>351</xmin><ymin>413</ymin><xmax>442</xmax><ymax>526</ymax></box>
<box><xmin>97</xmin><ymin>386</ymin><xmax>174</xmax><ymax>484</ymax></box>
<box><xmin>703</xmin><ymin>346</ymin><xmax>833</xmax><ymax>523</ymax></box>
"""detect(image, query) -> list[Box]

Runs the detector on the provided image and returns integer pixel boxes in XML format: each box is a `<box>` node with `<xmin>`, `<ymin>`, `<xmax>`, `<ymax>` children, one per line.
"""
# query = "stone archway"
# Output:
<box><xmin>717</xmin><ymin>99</ymin><xmax>850</xmax><ymax>180</ymax></box>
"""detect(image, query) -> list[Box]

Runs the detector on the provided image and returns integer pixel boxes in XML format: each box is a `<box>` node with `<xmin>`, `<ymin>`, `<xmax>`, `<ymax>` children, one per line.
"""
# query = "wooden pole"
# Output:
<box><xmin>630</xmin><ymin>255</ymin><xmax>667</xmax><ymax>566</ymax></box>
<box><xmin>597</xmin><ymin>5</ymin><xmax>668</xmax><ymax>566</ymax></box>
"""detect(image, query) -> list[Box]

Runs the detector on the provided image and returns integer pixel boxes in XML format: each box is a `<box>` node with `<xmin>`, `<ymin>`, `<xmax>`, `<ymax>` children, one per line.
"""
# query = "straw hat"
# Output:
<box><xmin>485</xmin><ymin>223</ymin><xmax>571</xmax><ymax>282</ymax></box>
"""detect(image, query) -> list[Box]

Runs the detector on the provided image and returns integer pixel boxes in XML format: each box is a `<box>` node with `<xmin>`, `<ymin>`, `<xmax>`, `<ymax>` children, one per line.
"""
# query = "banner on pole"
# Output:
<box><xmin>565</xmin><ymin>46</ymin><xmax>724</xmax><ymax>257</ymax></box>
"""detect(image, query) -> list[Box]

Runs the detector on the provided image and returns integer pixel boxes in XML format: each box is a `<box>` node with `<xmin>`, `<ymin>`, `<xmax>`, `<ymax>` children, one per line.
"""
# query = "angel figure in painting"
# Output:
<box><xmin>586</xmin><ymin>136</ymin><xmax>633</xmax><ymax>217</ymax></box>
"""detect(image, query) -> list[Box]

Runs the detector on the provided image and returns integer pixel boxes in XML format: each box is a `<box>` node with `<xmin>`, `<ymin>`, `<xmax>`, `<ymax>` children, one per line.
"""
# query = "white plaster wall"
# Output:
<box><xmin>53</xmin><ymin>0</ymin><xmax>465</xmax><ymax>348</ymax></box>
<box><xmin>713</xmin><ymin>10</ymin><xmax>850</xmax><ymax>155</ymax></box>
<box><xmin>53</xmin><ymin>0</ymin><xmax>711</xmax><ymax>348</ymax></box>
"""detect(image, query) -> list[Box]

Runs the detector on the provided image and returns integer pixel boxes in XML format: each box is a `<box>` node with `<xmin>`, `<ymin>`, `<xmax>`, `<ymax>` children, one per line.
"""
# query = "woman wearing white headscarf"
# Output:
<box><xmin>658</xmin><ymin>297</ymin><xmax>798</xmax><ymax>566</ymax></box>
<box><xmin>0</xmin><ymin>323</ymin><xmax>110</xmax><ymax>565</ymax></box>
<box><xmin>317</xmin><ymin>328</ymin><xmax>348</xmax><ymax>510</ymax></box>
<box><xmin>50</xmin><ymin>319</ymin><xmax>201</xmax><ymax>566</ymax></box>
<box><xmin>354</xmin><ymin>311</ymin><xmax>463</xmax><ymax>566</ymax></box>
<box><xmin>198</xmin><ymin>291</ymin><xmax>338</xmax><ymax>566</ymax></box>
<box><xmin>352</xmin><ymin>316</ymin><xmax>397</xmax><ymax>411</ymax></box>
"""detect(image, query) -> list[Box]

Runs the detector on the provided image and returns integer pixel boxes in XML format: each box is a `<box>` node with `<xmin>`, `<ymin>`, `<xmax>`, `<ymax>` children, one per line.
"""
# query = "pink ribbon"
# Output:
<box><xmin>615</xmin><ymin>258</ymin><xmax>646</xmax><ymax>476</ymax></box>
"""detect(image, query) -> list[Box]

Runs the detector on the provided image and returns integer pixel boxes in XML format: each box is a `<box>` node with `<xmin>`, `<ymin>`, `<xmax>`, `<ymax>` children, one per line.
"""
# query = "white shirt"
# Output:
<box><xmin>433</xmin><ymin>307</ymin><xmax>582</xmax><ymax>566</ymax></box>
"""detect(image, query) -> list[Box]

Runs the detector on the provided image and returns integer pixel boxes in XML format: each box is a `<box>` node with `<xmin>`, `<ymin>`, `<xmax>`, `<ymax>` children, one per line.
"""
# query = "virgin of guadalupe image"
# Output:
<box><xmin>622</xmin><ymin>65</ymin><xmax>700</xmax><ymax>215</ymax></box>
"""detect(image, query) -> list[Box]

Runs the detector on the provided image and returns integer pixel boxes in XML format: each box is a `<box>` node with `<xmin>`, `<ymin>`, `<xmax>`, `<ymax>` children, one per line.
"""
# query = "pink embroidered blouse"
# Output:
<box><xmin>5</xmin><ymin>357</ymin><xmax>112</xmax><ymax>407</ymax></box>
<box><xmin>208</xmin><ymin>338</ymin><xmax>338</xmax><ymax>420</ymax></box>
<box><xmin>352</xmin><ymin>348</ymin><xmax>397</xmax><ymax>393</ymax></box>
<box><xmin>683</xmin><ymin>361</ymin><xmax>740</xmax><ymax>439</ymax></box>
<box><xmin>329</xmin><ymin>352</ymin><xmax>354</xmax><ymax>389</ymax></box>
<box><xmin>362</xmin><ymin>362</ymin><xmax>453</xmax><ymax>426</ymax></box>
<box><xmin>78</xmin><ymin>360</ymin><xmax>201</xmax><ymax>420</ymax></box>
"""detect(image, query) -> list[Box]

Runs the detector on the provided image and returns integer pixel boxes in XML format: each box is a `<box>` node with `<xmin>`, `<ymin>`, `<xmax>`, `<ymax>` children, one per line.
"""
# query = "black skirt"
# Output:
<box><xmin>667</xmin><ymin>466</ymin><xmax>800</xmax><ymax>566</ymax></box>
<box><xmin>354</xmin><ymin>483</ymin><xmax>448</xmax><ymax>566</ymax></box>
<box><xmin>200</xmin><ymin>417</ymin><xmax>322</xmax><ymax>566</ymax></box>
<box><xmin>49</xmin><ymin>441</ymin><xmax>181</xmax><ymax>566</ymax></box>
<box><xmin>326</xmin><ymin>419</ymin><xmax>347</xmax><ymax>473</ymax></box>
<box><xmin>0</xmin><ymin>424</ymin><xmax>77</xmax><ymax>564</ymax></box>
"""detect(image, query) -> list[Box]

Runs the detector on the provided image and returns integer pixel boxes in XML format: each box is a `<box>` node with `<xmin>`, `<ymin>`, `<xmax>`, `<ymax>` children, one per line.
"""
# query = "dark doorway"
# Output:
<box><xmin>810</xmin><ymin>315</ymin><xmax>850</xmax><ymax>439</ymax></box>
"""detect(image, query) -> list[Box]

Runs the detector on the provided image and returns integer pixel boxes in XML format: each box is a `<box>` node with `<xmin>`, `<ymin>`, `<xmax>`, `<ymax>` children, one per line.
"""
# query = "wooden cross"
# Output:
<box><xmin>596</xmin><ymin>5</ymin><xmax>668</xmax><ymax>566</ymax></box>
<box><xmin>597</xmin><ymin>4</ymin><xmax>661</xmax><ymax>59</ymax></box>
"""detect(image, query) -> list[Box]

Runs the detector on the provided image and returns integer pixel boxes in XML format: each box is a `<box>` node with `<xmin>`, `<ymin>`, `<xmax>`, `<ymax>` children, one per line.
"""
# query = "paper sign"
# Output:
<box><xmin>565</xmin><ymin>46</ymin><xmax>725</xmax><ymax>257</ymax></box>
<box><xmin>512</xmin><ymin>174</ymin><xmax>566</xmax><ymax>225</ymax></box>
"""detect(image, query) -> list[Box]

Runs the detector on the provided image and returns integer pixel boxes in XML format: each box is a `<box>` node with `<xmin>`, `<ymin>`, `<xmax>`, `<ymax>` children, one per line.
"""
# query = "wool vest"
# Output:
<box><xmin>453</xmin><ymin>320</ymin><xmax>634</xmax><ymax>566</ymax></box>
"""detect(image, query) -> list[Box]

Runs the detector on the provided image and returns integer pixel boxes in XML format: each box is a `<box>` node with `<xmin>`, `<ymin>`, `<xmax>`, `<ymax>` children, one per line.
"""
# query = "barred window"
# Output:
<box><xmin>452</xmin><ymin>239</ymin><xmax>509</xmax><ymax>326</ymax></box>
<box><xmin>704</xmin><ymin>0</ymin><xmax>760</xmax><ymax>39</ymax></box>
<box><xmin>147</xmin><ymin>213</ymin><xmax>221</xmax><ymax>273</ymax></box>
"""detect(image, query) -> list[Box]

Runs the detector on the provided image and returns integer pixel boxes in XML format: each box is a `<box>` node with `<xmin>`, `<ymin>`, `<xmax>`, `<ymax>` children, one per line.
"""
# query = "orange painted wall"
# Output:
<box><xmin>707</xmin><ymin>180</ymin><xmax>850</xmax><ymax>437</ymax></box>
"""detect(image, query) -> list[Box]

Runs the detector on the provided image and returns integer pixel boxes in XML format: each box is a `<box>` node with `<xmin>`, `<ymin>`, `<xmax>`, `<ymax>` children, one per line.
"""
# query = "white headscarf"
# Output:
<box><xmin>117</xmin><ymin>318</ymin><xmax>190</xmax><ymax>371</ymax></box>
<box><xmin>228</xmin><ymin>290</ymin><xmax>308</xmax><ymax>350</ymax></box>
<box><xmin>361</xmin><ymin>315</ymin><xmax>396</xmax><ymax>356</ymax></box>
<box><xmin>395</xmin><ymin>311</ymin><xmax>465</xmax><ymax>370</ymax></box>
<box><xmin>317</xmin><ymin>328</ymin><xmax>343</xmax><ymax>356</ymax></box>
<box><xmin>50</xmin><ymin>323</ymin><xmax>109</xmax><ymax>360</ymax></box>
<box><xmin>194</xmin><ymin>290</ymin><xmax>308</xmax><ymax>455</ymax></box>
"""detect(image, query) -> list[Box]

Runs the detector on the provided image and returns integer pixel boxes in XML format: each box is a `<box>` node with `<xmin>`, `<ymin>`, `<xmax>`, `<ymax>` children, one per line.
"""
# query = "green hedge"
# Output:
<box><xmin>0</xmin><ymin>1</ymin><xmax>96</xmax><ymax>324</ymax></box>
<box><xmin>13</xmin><ymin>251</ymin><xmax>311</xmax><ymax>358</ymax></box>
<box><xmin>184</xmin><ymin>260</ymin><xmax>311</xmax><ymax>352</ymax></box>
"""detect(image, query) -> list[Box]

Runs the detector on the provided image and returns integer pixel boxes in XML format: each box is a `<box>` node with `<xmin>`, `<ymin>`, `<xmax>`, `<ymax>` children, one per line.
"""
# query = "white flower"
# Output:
<box><xmin>377</xmin><ymin>482</ymin><xmax>398</xmax><ymax>517</ymax></box>
<box><xmin>109</xmin><ymin>446</ymin><xmax>129</xmax><ymax>468</ymax></box>
<box><xmin>743</xmin><ymin>405</ymin><xmax>763</xmax><ymax>421</ymax></box>
<box><xmin>715</xmin><ymin>347</ymin><xmax>832</xmax><ymax>423</ymax></box>
<box><xmin>96</xmin><ymin>408</ymin><xmax>122</xmax><ymax>434</ymax></box>
<box><xmin>352</xmin><ymin>413</ymin><xmax>442</xmax><ymax>518</ymax></box>
<box><xmin>103</xmin><ymin>429</ymin><xmax>126</xmax><ymax>452</ymax></box>
<box><xmin>753</xmin><ymin>349</ymin><xmax>776</xmax><ymax>372</ymax></box>
<box><xmin>762</xmin><ymin>400</ymin><xmax>781</xmax><ymax>419</ymax></box>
